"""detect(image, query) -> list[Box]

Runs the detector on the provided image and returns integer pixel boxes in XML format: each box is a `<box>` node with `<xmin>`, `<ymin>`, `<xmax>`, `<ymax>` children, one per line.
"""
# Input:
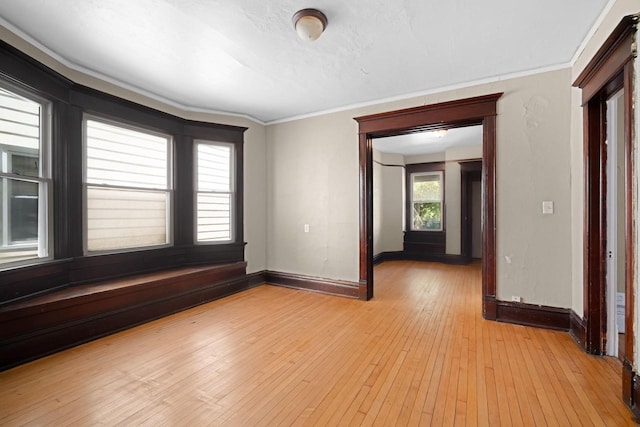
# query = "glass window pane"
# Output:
<box><xmin>413</xmin><ymin>202</ymin><xmax>442</xmax><ymax>230</ymax></box>
<box><xmin>413</xmin><ymin>174</ymin><xmax>441</xmax><ymax>201</ymax></box>
<box><xmin>11</xmin><ymin>153</ymin><xmax>39</xmax><ymax>178</ymax></box>
<box><xmin>86</xmin><ymin>186</ymin><xmax>168</xmax><ymax>251</ymax></box>
<box><xmin>197</xmin><ymin>193</ymin><xmax>231</xmax><ymax>241</ymax></box>
<box><xmin>9</xmin><ymin>178</ymin><xmax>39</xmax><ymax>242</ymax></box>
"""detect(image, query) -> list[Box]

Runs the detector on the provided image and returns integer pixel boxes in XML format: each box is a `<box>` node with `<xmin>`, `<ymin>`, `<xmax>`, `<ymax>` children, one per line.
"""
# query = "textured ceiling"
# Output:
<box><xmin>0</xmin><ymin>0</ymin><xmax>610</xmax><ymax>123</ymax></box>
<box><xmin>374</xmin><ymin>126</ymin><xmax>482</xmax><ymax>156</ymax></box>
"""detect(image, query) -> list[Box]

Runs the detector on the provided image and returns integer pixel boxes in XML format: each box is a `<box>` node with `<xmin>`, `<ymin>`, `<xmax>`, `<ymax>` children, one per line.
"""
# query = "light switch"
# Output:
<box><xmin>304</xmin><ymin>224</ymin><xmax>310</xmax><ymax>233</ymax></box>
<box><xmin>542</xmin><ymin>201</ymin><xmax>554</xmax><ymax>215</ymax></box>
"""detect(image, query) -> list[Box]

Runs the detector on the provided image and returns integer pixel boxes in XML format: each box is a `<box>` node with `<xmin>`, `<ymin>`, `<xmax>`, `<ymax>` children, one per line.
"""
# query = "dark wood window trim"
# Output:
<box><xmin>355</xmin><ymin>93</ymin><xmax>501</xmax><ymax>316</ymax></box>
<box><xmin>405</xmin><ymin>162</ymin><xmax>446</xmax><ymax>232</ymax></box>
<box><xmin>572</xmin><ymin>14</ymin><xmax>637</xmax><ymax>409</ymax></box>
<box><xmin>0</xmin><ymin>40</ymin><xmax>247</xmax><ymax>304</ymax></box>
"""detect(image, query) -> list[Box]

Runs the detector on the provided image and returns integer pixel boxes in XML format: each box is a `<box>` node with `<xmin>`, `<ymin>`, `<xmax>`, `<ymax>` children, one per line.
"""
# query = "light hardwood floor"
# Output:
<box><xmin>0</xmin><ymin>261</ymin><xmax>635</xmax><ymax>426</ymax></box>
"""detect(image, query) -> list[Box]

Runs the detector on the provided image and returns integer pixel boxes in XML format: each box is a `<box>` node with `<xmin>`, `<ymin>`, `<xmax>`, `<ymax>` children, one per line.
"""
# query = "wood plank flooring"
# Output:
<box><xmin>0</xmin><ymin>261</ymin><xmax>635</xmax><ymax>426</ymax></box>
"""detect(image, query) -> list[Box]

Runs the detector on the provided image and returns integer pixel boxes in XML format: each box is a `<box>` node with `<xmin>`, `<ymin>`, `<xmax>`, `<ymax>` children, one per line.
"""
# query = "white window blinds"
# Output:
<box><xmin>85</xmin><ymin>119</ymin><xmax>172</xmax><ymax>252</ymax></box>
<box><xmin>196</xmin><ymin>142</ymin><xmax>234</xmax><ymax>242</ymax></box>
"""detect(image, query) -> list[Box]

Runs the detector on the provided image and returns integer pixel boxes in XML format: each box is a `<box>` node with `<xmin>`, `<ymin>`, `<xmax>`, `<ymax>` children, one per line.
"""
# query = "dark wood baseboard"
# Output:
<box><xmin>0</xmin><ymin>262</ymin><xmax>256</xmax><ymax>372</ymax></box>
<box><xmin>624</xmin><ymin>359</ymin><xmax>635</xmax><ymax>408</ymax></box>
<box><xmin>569</xmin><ymin>310</ymin><xmax>587</xmax><ymax>349</ymax></box>
<box><xmin>493</xmin><ymin>299</ymin><xmax>570</xmax><ymax>331</ymax></box>
<box><xmin>373</xmin><ymin>251</ymin><xmax>471</xmax><ymax>266</ymax></box>
<box><xmin>246</xmin><ymin>270</ymin><xmax>267</xmax><ymax>287</ymax></box>
<box><xmin>265</xmin><ymin>271</ymin><xmax>359</xmax><ymax>299</ymax></box>
<box><xmin>483</xmin><ymin>296</ymin><xmax>497</xmax><ymax>320</ymax></box>
<box><xmin>373</xmin><ymin>251</ymin><xmax>404</xmax><ymax>265</ymax></box>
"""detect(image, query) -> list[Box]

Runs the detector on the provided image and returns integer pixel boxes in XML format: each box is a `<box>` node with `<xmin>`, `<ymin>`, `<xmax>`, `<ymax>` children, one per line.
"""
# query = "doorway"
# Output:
<box><xmin>355</xmin><ymin>93</ymin><xmax>501</xmax><ymax>319</ymax></box>
<box><xmin>605</xmin><ymin>89</ymin><xmax>625</xmax><ymax>360</ymax></box>
<box><xmin>573</xmin><ymin>15</ymin><xmax>636</xmax><ymax>407</ymax></box>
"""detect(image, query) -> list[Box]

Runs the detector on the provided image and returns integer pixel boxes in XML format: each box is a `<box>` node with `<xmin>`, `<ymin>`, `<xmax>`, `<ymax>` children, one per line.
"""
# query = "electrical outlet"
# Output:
<box><xmin>511</xmin><ymin>296</ymin><xmax>521</xmax><ymax>303</ymax></box>
<box><xmin>304</xmin><ymin>224</ymin><xmax>310</xmax><ymax>233</ymax></box>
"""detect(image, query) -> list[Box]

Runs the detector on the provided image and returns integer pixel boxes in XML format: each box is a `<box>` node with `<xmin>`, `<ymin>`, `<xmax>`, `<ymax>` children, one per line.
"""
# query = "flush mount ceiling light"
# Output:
<box><xmin>425</xmin><ymin>129</ymin><xmax>448</xmax><ymax>138</ymax></box>
<box><xmin>293</xmin><ymin>9</ymin><xmax>328</xmax><ymax>41</ymax></box>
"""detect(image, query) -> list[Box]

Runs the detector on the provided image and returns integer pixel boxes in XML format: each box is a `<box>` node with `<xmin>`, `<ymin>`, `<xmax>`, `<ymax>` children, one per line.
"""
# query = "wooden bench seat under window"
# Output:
<box><xmin>0</xmin><ymin>262</ymin><xmax>253</xmax><ymax>371</ymax></box>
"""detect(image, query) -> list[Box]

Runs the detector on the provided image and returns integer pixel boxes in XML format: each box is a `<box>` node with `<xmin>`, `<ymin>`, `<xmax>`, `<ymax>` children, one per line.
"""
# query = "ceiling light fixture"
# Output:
<box><xmin>293</xmin><ymin>9</ymin><xmax>328</xmax><ymax>42</ymax></box>
<box><xmin>425</xmin><ymin>129</ymin><xmax>448</xmax><ymax>138</ymax></box>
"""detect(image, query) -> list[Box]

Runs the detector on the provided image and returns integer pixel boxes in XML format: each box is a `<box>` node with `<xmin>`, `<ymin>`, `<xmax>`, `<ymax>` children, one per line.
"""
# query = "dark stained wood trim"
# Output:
<box><xmin>0</xmin><ymin>263</ymin><xmax>253</xmax><ymax>372</ymax></box>
<box><xmin>405</xmin><ymin>162</ymin><xmax>446</xmax><ymax>239</ymax></box>
<box><xmin>355</xmin><ymin>94</ymin><xmax>502</xmax><ymax>314</ymax></box>
<box><xmin>0</xmin><ymin>259</ymin><xmax>71</xmax><ymax>306</ymax></box>
<box><xmin>583</xmin><ymin>95</ymin><xmax>607</xmax><ymax>355</ymax></box>
<box><xmin>574</xmin><ymin>15</ymin><xmax>638</xmax><ymax>104</ymax></box>
<box><xmin>624</xmin><ymin>359</ymin><xmax>635</xmax><ymax>409</ymax></box>
<box><xmin>573</xmin><ymin>16</ymin><xmax>638</xmax><ymax>360</ymax></box>
<box><xmin>623</xmin><ymin>60</ymin><xmax>635</xmax><ymax>371</ymax></box>
<box><xmin>482</xmin><ymin>115</ymin><xmax>497</xmax><ymax>319</ymax></box>
<box><xmin>246</xmin><ymin>270</ymin><xmax>267</xmax><ymax>287</ymax></box>
<box><xmin>373</xmin><ymin>251</ymin><xmax>405</xmax><ymax>265</ymax></box>
<box><xmin>356</xmin><ymin>93</ymin><xmax>501</xmax><ymax>136</ymax></box>
<box><xmin>359</xmin><ymin>132</ymin><xmax>374</xmax><ymax>300</ymax></box>
<box><xmin>483</xmin><ymin>296</ymin><xmax>497</xmax><ymax>321</ymax></box>
<box><xmin>266</xmin><ymin>271</ymin><xmax>360</xmax><ymax>299</ymax></box>
<box><xmin>569</xmin><ymin>310</ymin><xmax>587</xmax><ymax>349</ymax></box>
<box><xmin>0</xmin><ymin>40</ymin><xmax>72</xmax><ymax>102</ymax></box>
<box><xmin>461</xmin><ymin>162</ymin><xmax>482</xmax><ymax>260</ymax></box>
<box><xmin>495</xmin><ymin>301</ymin><xmax>571</xmax><ymax>331</ymax></box>
<box><xmin>373</xmin><ymin>252</ymin><xmax>472</xmax><ymax>266</ymax></box>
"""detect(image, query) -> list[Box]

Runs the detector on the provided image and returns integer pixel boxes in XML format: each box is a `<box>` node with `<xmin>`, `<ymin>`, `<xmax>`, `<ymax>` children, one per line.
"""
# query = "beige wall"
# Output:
<box><xmin>267</xmin><ymin>69</ymin><xmax>574</xmax><ymax>307</ymax></box>
<box><xmin>265</xmin><ymin>113</ymin><xmax>359</xmax><ymax>279</ymax></box>
<box><xmin>373</xmin><ymin>151</ymin><xmax>404</xmax><ymax>256</ymax></box>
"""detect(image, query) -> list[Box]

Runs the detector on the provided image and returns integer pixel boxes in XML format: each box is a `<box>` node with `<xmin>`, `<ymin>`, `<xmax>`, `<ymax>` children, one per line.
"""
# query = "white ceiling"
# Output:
<box><xmin>0</xmin><ymin>0</ymin><xmax>609</xmax><ymax>123</ymax></box>
<box><xmin>374</xmin><ymin>126</ymin><xmax>482</xmax><ymax>156</ymax></box>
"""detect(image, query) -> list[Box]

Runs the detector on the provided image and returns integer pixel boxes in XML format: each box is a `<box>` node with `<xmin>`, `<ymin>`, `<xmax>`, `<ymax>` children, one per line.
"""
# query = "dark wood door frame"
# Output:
<box><xmin>354</xmin><ymin>93</ymin><xmax>502</xmax><ymax>320</ymax></box>
<box><xmin>461</xmin><ymin>161</ymin><xmax>482</xmax><ymax>261</ymax></box>
<box><xmin>573</xmin><ymin>15</ymin><xmax>637</xmax><ymax>408</ymax></box>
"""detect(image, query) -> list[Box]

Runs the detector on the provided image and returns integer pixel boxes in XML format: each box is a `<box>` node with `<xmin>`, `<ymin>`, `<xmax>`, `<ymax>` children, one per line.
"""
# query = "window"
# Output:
<box><xmin>84</xmin><ymin>118</ymin><xmax>172</xmax><ymax>253</ymax></box>
<box><xmin>410</xmin><ymin>171</ymin><xmax>443</xmax><ymax>231</ymax></box>
<box><xmin>195</xmin><ymin>141</ymin><xmax>234</xmax><ymax>242</ymax></box>
<box><xmin>0</xmin><ymin>84</ymin><xmax>51</xmax><ymax>266</ymax></box>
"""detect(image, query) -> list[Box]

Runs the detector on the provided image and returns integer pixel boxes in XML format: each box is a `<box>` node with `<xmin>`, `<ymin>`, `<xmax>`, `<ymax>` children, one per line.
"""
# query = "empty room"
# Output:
<box><xmin>1</xmin><ymin>0</ymin><xmax>640</xmax><ymax>425</ymax></box>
